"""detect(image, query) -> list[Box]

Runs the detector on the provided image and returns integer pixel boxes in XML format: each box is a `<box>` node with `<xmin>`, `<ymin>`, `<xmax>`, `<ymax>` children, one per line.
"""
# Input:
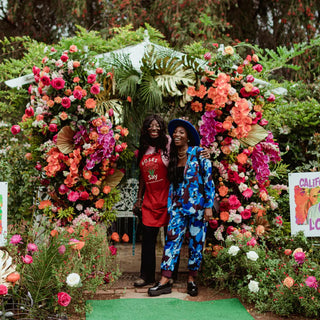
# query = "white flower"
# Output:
<box><xmin>246</xmin><ymin>251</ymin><xmax>259</xmax><ymax>261</ymax></box>
<box><xmin>228</xmin><ymin>245</ymin><xmax>240</xmax><ymax>256</ymax></box>
<box><xmin>248</xmin><ymin>280</ymin><xmax>259</xmax><ymax>293</ymax></box>
<box><xmin>66</xmin><ymin>273</ymin><xmax>81</xmax><ymax>287</ymax></box>
<box><xmin>233</xmin><ymin>214</ymin><xmax>242</xmax><ymax>224</ymax></box>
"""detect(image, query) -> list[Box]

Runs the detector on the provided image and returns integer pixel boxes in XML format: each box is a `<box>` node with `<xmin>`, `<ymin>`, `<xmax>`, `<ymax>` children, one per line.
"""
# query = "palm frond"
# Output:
<box><xmin>138</xmin><ymin>74</ymin><xmax>163</xmax><ymax>110</ymax></box>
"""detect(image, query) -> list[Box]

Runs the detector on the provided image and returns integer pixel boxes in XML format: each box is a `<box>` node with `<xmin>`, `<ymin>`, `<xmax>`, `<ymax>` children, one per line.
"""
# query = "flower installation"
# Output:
<box><xmin>11</xmin><ymin>44</ymin><xmax>129</xmax><ymax>224</ymax></box>
<box><xmin>186</xmin><ymin>46</ymin><xmax>284</xmax><ymax>241</ymax></box>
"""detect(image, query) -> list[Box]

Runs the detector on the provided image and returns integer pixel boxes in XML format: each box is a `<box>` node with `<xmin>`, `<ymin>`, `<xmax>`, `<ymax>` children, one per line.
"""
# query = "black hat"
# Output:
<box><xmin>168</xmin><ymin>119</ymin><xmax>200</xmax><ymax>146</ymax></box>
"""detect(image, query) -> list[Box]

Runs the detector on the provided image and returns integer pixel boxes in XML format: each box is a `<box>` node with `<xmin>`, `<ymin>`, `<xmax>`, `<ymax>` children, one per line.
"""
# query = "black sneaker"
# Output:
<box><xmin>148</xmin><ymin>282</ymin><xmax>172</xmax><ymax>297</ymax></box>
<box><xmin>187</xmin><ymin>281</ymin><xmax>198</xmax><ymax>296</ymax></box>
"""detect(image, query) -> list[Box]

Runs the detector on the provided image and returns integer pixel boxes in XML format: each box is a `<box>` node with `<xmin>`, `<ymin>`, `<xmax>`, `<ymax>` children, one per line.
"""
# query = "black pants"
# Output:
<box><xmin>140</xmin><ymin>224</ymin><xmax>179</xmax><ymax>283</ymax></box>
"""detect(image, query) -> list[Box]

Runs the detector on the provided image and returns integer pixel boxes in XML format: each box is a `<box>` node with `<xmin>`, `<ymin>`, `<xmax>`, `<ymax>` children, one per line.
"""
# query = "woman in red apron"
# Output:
<box><xmin>133</xmin><ymin>114</ymin><xmax>171</xmax><ymax>287</ymax></box>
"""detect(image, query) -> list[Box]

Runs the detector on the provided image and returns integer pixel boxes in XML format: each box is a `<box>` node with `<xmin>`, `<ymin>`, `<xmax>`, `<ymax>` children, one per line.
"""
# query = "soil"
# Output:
<box><xmin>76</xmin><ymin>243</ymin><xmax>307</xmax><ymax>320</ymax></box>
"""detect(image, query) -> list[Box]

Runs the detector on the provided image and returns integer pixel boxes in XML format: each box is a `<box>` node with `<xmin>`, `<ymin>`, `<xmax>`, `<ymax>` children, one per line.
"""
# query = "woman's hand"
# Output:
<box><xmin>204</xmin><ymin>208</ymin><xmax>213</xmax><ymax>222</ymax></box>
<box><xmin>200</xmin><ymin>147</ymin><xmax>212</xmax><ymax>159</ymax></box>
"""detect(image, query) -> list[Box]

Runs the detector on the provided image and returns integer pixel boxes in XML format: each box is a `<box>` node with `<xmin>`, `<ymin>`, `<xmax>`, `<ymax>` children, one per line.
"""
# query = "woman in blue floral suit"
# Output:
<box><xmin>148</xmin><ymin>119</ymin><xmax>215</xmax><ymax>297</ymax></box>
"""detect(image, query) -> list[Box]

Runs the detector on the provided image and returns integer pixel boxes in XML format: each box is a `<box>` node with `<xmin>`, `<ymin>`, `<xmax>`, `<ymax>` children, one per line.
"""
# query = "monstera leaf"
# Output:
<box><xmin>154</xmin><ymin>56</ymin><xmax>196</xmax><ymax>97</ymax></box>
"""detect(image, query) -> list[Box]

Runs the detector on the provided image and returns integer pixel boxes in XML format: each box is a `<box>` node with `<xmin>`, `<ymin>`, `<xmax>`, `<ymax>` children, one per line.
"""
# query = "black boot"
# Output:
<box><xmin>187</xmin><ymin>281</ymin><xmax>198</xmax><ymax>296</ymax></box>
<box><xmin>148</xmin><ymin>282</ymin><xmax>172</xmax><ymax>297</ymax></box>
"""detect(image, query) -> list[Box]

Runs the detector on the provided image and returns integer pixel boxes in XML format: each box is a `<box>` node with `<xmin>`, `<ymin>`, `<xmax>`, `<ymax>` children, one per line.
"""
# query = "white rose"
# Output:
<box><xmin>246</xmin><ymin>251</ymin><xmax>259</xmax><ymax>261</ymax></box>
<box><xmin>248</xmin><ymin>280</ymin><xmax>259</xmax><ymax>293</ymax></box>
<box><xmin>228</xmin><ymin>245</ymin><xmax>240</xmax><ymax>256</ymax></box>
<box><xmin>66</xmin><ymin>273</ymin><xmax>81</xmax><ymax>287</ymax></box>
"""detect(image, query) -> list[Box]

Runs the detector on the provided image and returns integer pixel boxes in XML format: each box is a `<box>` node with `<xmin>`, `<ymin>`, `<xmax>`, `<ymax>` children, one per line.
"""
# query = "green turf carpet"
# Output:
<box><xmin>86</xmin><ymin>298</ymin><xmax>254</xmax><ymax>320</ymax></box>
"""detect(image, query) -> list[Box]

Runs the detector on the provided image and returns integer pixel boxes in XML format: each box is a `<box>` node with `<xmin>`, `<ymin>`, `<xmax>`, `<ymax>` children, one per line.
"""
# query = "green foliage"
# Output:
<box><xmin>264</xmin><ymin>96</ymin><xmax>320</xmax><ymax>171</ymax></box>
<box><xmin>0</xmin><ymin>125</ymin><xmax>39</xmax><ymax>221</ymax></box>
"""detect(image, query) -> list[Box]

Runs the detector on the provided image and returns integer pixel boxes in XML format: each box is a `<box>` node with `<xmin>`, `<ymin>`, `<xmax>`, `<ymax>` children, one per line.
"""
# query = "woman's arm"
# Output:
<box><xmin>133</xmin><ymin>174</ymin><xmax>145</xmax><ymax>211</ymax></box>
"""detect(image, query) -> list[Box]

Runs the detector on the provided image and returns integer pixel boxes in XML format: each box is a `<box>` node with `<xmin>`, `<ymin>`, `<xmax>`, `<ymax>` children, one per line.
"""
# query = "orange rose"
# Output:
<box><xmin>54</xmin><ymin>96</ymin><xmax>62</xmax><ymax>104</ymax></box>
<box><xmin>220</xmin><ymin>211</ymin><xmax>229</xmax><ymax>222</ymax></box>
<box><xmin>218</xmin><ymin>185</ymin><xmax>229</xmax><ymax>197</ymax></box>
<box><xmin>59</xmin><ymin>112</ymin><xmax>68</xmax><ymax>120</ymax></box>
<box><xmin>50</xmin><ymin>229</ymin><xmax>58</xmax><ymax>237</ymax></box>
<box><xmin>95</xmin><ymin>199</ymin><xmax>104</xmax><ymax>209</ymax></box>
<box><xmin>283</xmin><ymin>276</ymin><xmax>294</xmax><ymax>288</ymax></box>
<box><xmin>91</xmin><ymin>187</ymin><xmax>100</xmax><ymax>196</ymax></box>
<box><xmin>38</xmin><ymin>199</ymin><xmax>52</xmax><ymax>209</ymax></box>
<box><xmin>73</xmin><ymin>61</ymin><xmax>80</xmax><ymax>68</ymax></box>
<box><xmin>85</xmin><ymin>98</ymin><xmax>96</xmax><ymax>109</ymax></box>
<box><xmin>103</xmin><ymin>186</ymin><xmax>111</xmax><ymax>194</ymax></box>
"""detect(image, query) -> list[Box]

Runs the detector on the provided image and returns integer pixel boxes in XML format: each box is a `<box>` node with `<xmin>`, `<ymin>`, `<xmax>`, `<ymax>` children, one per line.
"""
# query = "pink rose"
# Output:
<box><xmin>40</xmin><ymin>75</ymin><xmax>51</xmax><ymax>86</ymax></box>
<box><xmin>204</xmin><ymin>52</ymin><xmax>212</xmax><ymax>60</ymax></box>
<box><xmin>60</xmin><ymin>54</ymin><xmax>69</xmax><ymax>62</ymax></box>
<box><xmin>252</xmin><ymin>64</ymin><xmax>263</xmax><ymax>72</ymax></box>
<box><xmin>246</xmin><ymin>75</ymin><xmax>254</xmax><ymax>83</ymax></box>
<box><xmin>32</xmin><ymin>65</ymin><xmax>40</xmax><ymax>76</ymax></box>
<box><xmin>49</xmin><ymin>123</ymin><xmax>58</xmax><ymax>132</ymax></box>
<box><xmin>51</xmin><ymin>77</ymin><xmax>65</xmax><ymax>90</ymax></box>
<box><xmin>68</xmin><ymin>191</ymin><xmax>80</xmax><ymax>202</ymax></box>
<box><xmin>57</xmin><ymin>292</ymin><xmax>71</xmax><ymax>307</ymax></box>
<box><xmin>10</xmin><ymin>234</ymin><xmax>23</xmax><ymax>245</ymax></box>
<box><xmin>305</xmin><ymin>276</ymin><xmax>318</xmax><ymax>288</ymax></box>
<box><xmin>242</xmin><ymin>188</ymin><xmax>253</xmax><ymax>199</ymax></box>
<box><xmin>25</xmin><ymin>107</ymin><xmax>35</xmax><ymax>117</ymax></box>
<box><xmin>226</xmin><ymin>226</ymin><xmax>235</xmax><ymax>235</ymax></box>
<box><xmin>294</xmin><ymin>251</ymin><xmax>305</xmax><ymax>265</ymax></box>
<box><xmin>108</xmin><ymin>109</ymin><xmax>114</xmax><ymax>117</ymax></box>
<box><xmin>209</xmin><ymin>219</ymin><xmax>218</xmax><ymax>229</ymax></box>
<box><xmin>246</xmin><ymin>237</ymin><xmax>257</xmax><ymax>247</ymax></box>
<box><xmin>90</xmin><ymin>84</ymin><xmax>100</xmax><ymax>95</ymax></box>
<box><xmin>109</xmin><ymin>245</ymin><xmax>117</xmax><ymax>256</ymax></box>
<box><xmin>22</xmin><ymin>255</ymin><xmax>33</xmax><ymax>264</ymax></box>
<box><xmin>89</xmin><ymin>175</ymin><xmax>98</xmax><ymax>184</ymax></box>
<box><xmin>250</xmin><ymin>86</ymin><xmax>260</xmax><ymax>96</ymax></box>
<box><xmin>59</xmin><ymin>184</ymin><xmax>69</xmax><ymax>194</ymax></box>
<box><xmin>11</xmin><ymin>125</ymin><xmax>21</xmax><ymax>135</ymax></box>
<box><xmin>259</xmin><ymin>118</ymin><xmax>269</xmax><ymax>126</ymax></box>
<box><xmin>27</xmin><ymin>243</ymin><xmax>38</xmax><ymax>253</ymax></box>
<box><xmin>0</xmin><ymin>284</ymin><xmax>8</xmax><ymax>295</ymax></box>
<box><xmin>241</xmin><ymin>209</ymin><xmax>252</xmax><ymax>220</ymax></box>
<box><xmin>267</xmin><ymin>93</ymin><xmax>275</xmax><ymax>102</ymax></box>
<box><xmin>61</xmin><ymin>97</ymin><xmax>71</xmax><ymax>109</ymax></box>
<box><xmin>79</xmin><ymin>191</ymin><xmax>89</xmax><ymax>200</ymax></box>
<box><xmin>87</xmin><ymin>74</ymin><xmax>96</xmax><ymax>84</ymax></box>
<box><xmin>59</xmin><ymin>245</ymin><xmax>66</xmax><ymax>255</ymax></box>
<box><xmin>73</xmin><ymin>90</ymin><xmax>83</xmax><ymax>100</ymax></box>
<box><xmin>115</xmin><ymin>144</ymin><xmax>123</xmax><ymax>153</ymax></box>
<box><xmin>96</xmin><ymin>68</ymin><xmax>103</xmax><ymax>74</ymax></box>
<box><xmin>35</xmin><ymin>163</ymin><xmax>42</xmax><ymax>171</ymax></box>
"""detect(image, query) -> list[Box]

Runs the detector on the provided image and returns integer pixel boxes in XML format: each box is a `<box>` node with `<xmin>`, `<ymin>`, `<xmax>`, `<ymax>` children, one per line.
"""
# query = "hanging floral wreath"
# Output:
<box><xmin>11</xmin><ymin>45</ymin><xmax>129</xmax><ymax>225</ymax></box>
<box><xmin>186</xmin><ymin>46</ymin><xmax>285</xmax><ymax>241</ymax></box>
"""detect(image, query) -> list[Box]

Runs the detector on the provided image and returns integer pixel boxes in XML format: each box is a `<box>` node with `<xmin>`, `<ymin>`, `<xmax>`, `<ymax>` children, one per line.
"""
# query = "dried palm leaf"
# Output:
<box><xmin>104</xmin><ymin>169</ymin><xmax>124</xmax><ymax>188</ymax></box>
<box><xmin>240</xmin><ymin>124</ymin><xmax>269</xmax><ymax>147</ymax></box>
<box><xmin>0</xmin><ymin>249</ymin><xmax>17</xmax><ymax>288</ymax></box>
<box><xmin>57</xmin><ymin>126</ymin><xmax>75</xmax><ymax>154</ymax></box>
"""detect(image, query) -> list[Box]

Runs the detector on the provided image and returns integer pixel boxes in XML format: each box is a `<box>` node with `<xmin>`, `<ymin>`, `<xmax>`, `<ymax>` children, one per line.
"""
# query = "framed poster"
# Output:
<box><xmin>289</xmin><ymin>172</ymin><xmax>320</xmax><ymax>237</ymax></box>
<box><xmin>0</xmin><ymin>182</ymin><xmax>8</xmax><ymax>246</ymax></box>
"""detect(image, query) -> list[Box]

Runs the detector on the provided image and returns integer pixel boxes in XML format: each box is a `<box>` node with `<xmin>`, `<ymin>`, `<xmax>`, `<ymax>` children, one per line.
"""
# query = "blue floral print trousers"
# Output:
<box><xmin>161</xmin><ymin>206</ymin><xmax>207</xmax><ymax>278</ymax></box>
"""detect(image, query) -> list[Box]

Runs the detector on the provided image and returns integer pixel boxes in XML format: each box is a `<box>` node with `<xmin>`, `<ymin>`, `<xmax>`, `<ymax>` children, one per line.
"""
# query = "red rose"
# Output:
<box><xmin>25</xmin><ymin>107</ymin><xmax>35</xmax><ymax>117</ymax></box>
<box><xmin>57</xmin><ymin>292</ymin><xmax>71</xmax><ymax>307</ymax></box>
<box><xmin>51</xmin><ymin>78</ymin><xmax>65</xmax><ymax>90</ymax></box>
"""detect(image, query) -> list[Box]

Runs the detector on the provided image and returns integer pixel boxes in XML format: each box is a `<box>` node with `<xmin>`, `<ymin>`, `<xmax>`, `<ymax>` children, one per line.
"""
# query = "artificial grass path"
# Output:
<box><xmin>86</xmin><ymin>297</ymin><xmax>254</xmax><ymax>320</ymax></box>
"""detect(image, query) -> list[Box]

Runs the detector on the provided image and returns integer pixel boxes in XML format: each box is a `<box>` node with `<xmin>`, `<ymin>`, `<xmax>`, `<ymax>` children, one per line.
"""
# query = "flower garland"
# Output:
<box><xmin>12</xmin><ymin>44</ymin><xmax>129</xmax><ymax>224</ymax></box>
<box><xmin>188</xmin><ymin>46</ymin><xmax>283</xmax><ymax>241</ymax></box>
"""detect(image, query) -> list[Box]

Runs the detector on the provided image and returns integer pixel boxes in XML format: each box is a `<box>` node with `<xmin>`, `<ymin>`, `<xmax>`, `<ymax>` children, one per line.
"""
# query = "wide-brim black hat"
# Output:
<box><xmin>168</xmin><ymin>119</ymin><xmax>200</xmax><ymax>146</ymax></box>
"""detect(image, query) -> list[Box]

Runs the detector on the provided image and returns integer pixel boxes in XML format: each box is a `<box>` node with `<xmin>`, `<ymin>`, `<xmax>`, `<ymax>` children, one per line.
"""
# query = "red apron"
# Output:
<box><xmin>139</xmin><ymin>152</ymin><xmax>170</xmax><ymax>227</ymax></box>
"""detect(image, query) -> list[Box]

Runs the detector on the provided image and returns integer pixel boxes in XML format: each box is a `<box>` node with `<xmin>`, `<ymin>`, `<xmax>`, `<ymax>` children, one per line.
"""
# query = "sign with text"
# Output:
<box><xmin>289</xmin><ymin>172</ymin><xmax>320</xmax><ymax>237</ymax></box>
<box><xmin>0</xmin><ymin>182</ymin><xmax>8</xmax><ymax>246</ymax></box>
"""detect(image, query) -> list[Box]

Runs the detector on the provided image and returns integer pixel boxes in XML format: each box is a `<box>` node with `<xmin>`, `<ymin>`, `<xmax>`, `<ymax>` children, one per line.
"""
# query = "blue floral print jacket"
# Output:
<box><xmin>168</xmin><ymin>146</ymin><xmax>215</xmax><ymax>214</ymax></box>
